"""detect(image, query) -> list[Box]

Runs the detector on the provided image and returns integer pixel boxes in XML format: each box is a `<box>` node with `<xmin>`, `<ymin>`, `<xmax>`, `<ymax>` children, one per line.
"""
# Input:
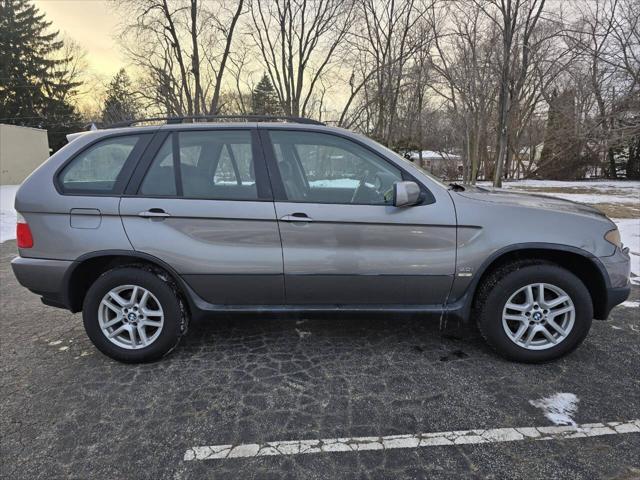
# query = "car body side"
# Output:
<box><xmin>11</xmin><ymin>123</ymin><xmax>631</xmax><ymax>323</ymax></box>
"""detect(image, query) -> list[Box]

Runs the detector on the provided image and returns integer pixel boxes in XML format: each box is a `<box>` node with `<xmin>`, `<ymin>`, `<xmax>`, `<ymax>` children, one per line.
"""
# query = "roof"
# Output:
<box><xmin>66</xmin><ymin>121</ymin><xmax>355</xmax><ymax>144</ymax></box>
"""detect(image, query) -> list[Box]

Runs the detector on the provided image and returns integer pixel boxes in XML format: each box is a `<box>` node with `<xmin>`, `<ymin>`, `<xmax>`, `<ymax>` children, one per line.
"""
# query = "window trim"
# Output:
<box><xmin>260</xmin><ymin>127</ymin><xmax>435</xmax><ymax>206</ymax></box>
<box><xmin>125</xmin><ymin>127</ymin><xmax>273</xmax><ymax>202</ymax></box>
<box><xmin>172</xmin><ymin>131</ymin><xmax>183</xmax><ymax>196</ymax></box>
<box><xmin>54</xmin><ymin>133</ymin><xmax>153</xmax><ymax>196</ymax></box>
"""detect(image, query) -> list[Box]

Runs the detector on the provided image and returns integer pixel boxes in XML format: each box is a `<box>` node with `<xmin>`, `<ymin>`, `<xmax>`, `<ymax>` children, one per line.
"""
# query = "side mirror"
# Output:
<box><xmin>393</xmin><ymin>181</ymin><xmax>421</xmax><ymax>207</ymax></box>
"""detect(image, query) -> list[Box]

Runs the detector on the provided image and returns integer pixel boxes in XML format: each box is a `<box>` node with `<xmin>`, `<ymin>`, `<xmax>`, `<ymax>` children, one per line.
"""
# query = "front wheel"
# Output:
<box><xmin>476</xmin><ymin>263</ymin><xmax>593</xmax><ymax>363</ymax></box>
<box><xmin>83</xmin><ymin>267</ymin><xmax>187</xmax><ymax>363</ymax></box>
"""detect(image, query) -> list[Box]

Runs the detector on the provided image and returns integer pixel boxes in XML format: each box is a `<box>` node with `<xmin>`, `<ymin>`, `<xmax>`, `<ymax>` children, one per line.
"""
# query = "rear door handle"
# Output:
<box><xmin>280</xmin><ymin>213</ymin><xmax>313</xmax><ymax>223</ymax></box>
<box><xmin>138</xmin><ymin>208</ymin><xmax>171</xmax><ymax>218</ymax></box>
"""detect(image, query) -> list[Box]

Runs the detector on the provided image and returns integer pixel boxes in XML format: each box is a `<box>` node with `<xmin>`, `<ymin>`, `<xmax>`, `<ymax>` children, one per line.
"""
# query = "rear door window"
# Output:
<box><xmin>59</xmin><ymin>135</ymin><xmax>144</xmax><ymax>194</ymax></box>
<box><xmin>139</xmin><ymin>130</ymin><xmax>261</xmax><ymax>200</ymax></box>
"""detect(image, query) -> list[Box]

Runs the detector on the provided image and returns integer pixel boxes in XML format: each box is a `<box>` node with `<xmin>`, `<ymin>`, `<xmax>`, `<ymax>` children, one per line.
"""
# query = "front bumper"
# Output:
<box><xmin>11</xmin><ymin>256</ymin><xmax>72</xmax><ymax>309</ymax></box>
<box><xmin>604</xmin><ymin>285</ymin><xmax>631</xmax><ymax>315</ymax></box>
<box><xmin>597</xmin><ymin>247</ymin><xmax>631</xmax><ymax>319</ymax></box>
<box><xmin>599</xmin><ymin>247</ymin><xmax>632</xmax><ymax>288</ymax></box>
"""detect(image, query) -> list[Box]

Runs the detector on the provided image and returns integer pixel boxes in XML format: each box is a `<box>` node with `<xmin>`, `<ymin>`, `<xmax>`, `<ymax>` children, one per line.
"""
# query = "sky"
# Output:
<box><xmin>34</xmin><ymin>0</ymin><xmax>126</xmax><ymax>80</ymax></box>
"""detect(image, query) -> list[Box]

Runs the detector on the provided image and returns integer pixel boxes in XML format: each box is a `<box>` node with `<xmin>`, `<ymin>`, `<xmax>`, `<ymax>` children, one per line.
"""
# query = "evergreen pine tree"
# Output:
<box><xmin>251</xmin><ymin>74</ymin><xmax>282</xmax><ymax>116</ymax></box>
<box><xmin>626</xmin><ymin>134</ymin><xmax>640</xmax><ymax>180</ymax></box>
<box><xmin>0</xmin><ymin>0</ymin><xmax>82</xmax><ymax>151</ymax></box>
<box><xmin>537</xmin><ymin>89</ymin><xmax>583</xmax><ymax>179</ymax></box>
<box><xmin>101</xmin><ymin>69</ymin><xmax>140</xmax><ymax>125</ymax></box>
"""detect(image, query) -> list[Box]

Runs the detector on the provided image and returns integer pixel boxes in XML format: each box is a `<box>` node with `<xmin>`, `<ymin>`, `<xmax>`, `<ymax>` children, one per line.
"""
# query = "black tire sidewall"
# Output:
<box><xmin>478</xmin><ymin>264</ymin><xmax>593</xmax><ymax>363</ymax></box>
<box><xmin>83</xmin><ymin>267</ymin><xmax>183</xmax><ymax>363</ymax></box>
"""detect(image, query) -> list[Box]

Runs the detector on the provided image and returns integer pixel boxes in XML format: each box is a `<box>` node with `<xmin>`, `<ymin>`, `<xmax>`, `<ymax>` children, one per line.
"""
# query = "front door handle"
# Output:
<box><xmin>138</xmin><ymin>208</ymin><xmax>171</xmax><ymax>218</ymax></box>
<box><xmin>280</xmin><ymin>212</ymin><xmax>313</xmax><ymax>223</ymax></box>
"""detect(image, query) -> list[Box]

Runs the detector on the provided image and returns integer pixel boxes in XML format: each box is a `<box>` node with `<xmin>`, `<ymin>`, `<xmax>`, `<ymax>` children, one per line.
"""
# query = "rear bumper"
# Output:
<box><xmin>11</xmin><ymin>256</ymin><xmax>72</xmax><ymax>309</ymax></box>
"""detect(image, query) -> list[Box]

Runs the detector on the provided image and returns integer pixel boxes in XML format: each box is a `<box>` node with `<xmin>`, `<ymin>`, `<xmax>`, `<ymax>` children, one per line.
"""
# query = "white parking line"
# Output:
<box><xmin>184</xmin><ymin>419</ymin><xmax>640</xmax><ymax>461</ymax></box>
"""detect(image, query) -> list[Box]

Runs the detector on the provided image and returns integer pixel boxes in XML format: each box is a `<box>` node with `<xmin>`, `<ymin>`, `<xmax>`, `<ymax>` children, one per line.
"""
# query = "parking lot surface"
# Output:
<box><xmin>1</xmin><ymin>240</ymin><xmax>639</xmax><ymax>480</ymax></box>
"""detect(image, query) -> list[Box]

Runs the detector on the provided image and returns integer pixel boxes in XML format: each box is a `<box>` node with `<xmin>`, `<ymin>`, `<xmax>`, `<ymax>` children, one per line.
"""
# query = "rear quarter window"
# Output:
<box><xmin>58</xmin><ymin>135</ymin><xmax>143</xmax><ymax>194</ymax></box>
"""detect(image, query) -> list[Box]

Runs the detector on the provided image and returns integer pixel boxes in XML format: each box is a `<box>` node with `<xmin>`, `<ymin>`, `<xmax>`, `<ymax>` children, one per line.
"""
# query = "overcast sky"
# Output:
<box><xmin>34</xmin><ymin>0</ymin><xmax>126</xmax><ymax>79</ymax></box>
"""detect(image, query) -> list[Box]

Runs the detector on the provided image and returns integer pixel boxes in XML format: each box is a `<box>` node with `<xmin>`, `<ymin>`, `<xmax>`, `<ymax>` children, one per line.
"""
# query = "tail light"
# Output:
<box><xmin>16</xmin><ymin>213</ymin><xmax>34</xmax><ymax>248</ymax></box>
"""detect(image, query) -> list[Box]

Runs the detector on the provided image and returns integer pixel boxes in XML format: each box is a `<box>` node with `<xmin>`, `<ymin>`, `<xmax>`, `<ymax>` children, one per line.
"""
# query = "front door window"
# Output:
<box><xmin>268</xmin><ymin>131</ymin><xmax>402</xmax><ymax>205</ymax></box>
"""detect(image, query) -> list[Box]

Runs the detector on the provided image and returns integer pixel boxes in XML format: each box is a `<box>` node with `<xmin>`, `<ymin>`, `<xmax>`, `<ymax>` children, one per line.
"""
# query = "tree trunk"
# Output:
<box><xmin>210</xmin><ymin>0</ymin><xmax>244</xmax><ymax>114</ymax></box>
<box><xmin>607</xmin><ymin>146</ymin><xmax>617</xmax><ymax>178</ymax></box>
<box><xmin>190</xmin><ymin>0</ymin><xmax>201</xmax><ymax>116</ymax></box>
<box><xmin>627</xmin><ymin>136</ymin><xmax>640</xmax><ymax>179</ymax></box>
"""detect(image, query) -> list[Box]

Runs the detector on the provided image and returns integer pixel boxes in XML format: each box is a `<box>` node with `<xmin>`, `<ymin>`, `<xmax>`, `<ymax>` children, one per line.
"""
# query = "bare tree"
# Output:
<box><xmin>116</xmin><ymin>0</ymin><xmax>244</xmax><ymax>116</ymax></box>
<box><xmin>470</xmin><ymin>0</ymin><xmax>546</xmax><ymax>186</ymax></box>
<box><xmin>607</xmin><ymin>0</ymin><xmax>639</xmax><ymax>90</ymax></box>
<box><xmin>347</xmin><ymin>0</ymin><xmax>432</xmax><ymax>146</ymax></box>
<box><xmin>429</xmin><ymin>1</ymin><xmax>500</xmax><ymax>182</ymax></box>
<box><xmin>248</xmin><ymin>0</ymin><xmax>354</xmax><ymax>117</ymax></box>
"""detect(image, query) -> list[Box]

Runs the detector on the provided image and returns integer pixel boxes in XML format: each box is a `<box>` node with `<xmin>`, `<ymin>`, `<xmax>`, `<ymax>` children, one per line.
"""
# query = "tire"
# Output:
<box><xmin>83</xmin><ymin>267</ymin><xmax>187</xmax><ymax>363</ymax></box>
<box><xmin>476</xmin><ymin>262</ymin><xmax>593</xmax><ymax>363</ymax></box>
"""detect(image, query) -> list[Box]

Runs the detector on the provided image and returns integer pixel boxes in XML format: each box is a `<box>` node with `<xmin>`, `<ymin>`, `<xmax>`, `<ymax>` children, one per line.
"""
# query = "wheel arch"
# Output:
<box><xmin>63</xmin><ymin>250</ymin><xmax>193</xmax><ymax>315</ymax></box>
<box><xmin>465</xmin><ymin>243</ymin><xmax>611</xmax><ymax>320</ymax></box>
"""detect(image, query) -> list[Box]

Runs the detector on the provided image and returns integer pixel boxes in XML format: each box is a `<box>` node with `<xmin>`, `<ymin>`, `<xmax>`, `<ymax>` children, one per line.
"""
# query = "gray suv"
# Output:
<box><xmin>11</xmin><ymin>116</ymin><xmax>631</xmax><ymax>363</ymax></box>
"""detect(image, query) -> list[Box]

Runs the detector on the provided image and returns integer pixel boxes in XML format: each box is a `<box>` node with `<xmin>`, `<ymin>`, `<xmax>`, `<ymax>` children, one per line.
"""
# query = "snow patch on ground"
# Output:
<box><xmin>530</xmin><ymin>393</ymin><xmax>580</xmax><ymax>426</ymax></box>
<box><xmin>0</xmin><ymin>185</ymin><xmax>19</xmax><ymax>243</ymax></box>
<box><xmin>621</xmin><ymin>300</ymin><xmax>639</xmax><ymax>308</ymax></box>
<box><xmin>295</xmin><ymin>328</ymin><xmax>312</xmax><ymax>339</ymax></box>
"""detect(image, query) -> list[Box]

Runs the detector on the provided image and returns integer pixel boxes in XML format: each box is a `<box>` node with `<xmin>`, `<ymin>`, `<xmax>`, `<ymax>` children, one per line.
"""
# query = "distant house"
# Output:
<box><xmin>407</xmin><ymin>150</ymin><xmax>463</xmax><ymax>178</ymax></box>
<box><xmin>0</xmin><ymin>124</ymin><xmax>50</xmax><ymax>185</ymax></box>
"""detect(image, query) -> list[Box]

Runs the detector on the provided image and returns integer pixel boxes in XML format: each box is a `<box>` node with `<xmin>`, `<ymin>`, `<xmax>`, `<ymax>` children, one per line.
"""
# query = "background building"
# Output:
<box><xmin>0</xmin><ymin>124</ymin><xmax>50</xmax><ymax>185</ymax></box>
<box><xmin>407</xmin><ymin>150</ymin><xmax>463</xmax><ymax>179</ymax></box>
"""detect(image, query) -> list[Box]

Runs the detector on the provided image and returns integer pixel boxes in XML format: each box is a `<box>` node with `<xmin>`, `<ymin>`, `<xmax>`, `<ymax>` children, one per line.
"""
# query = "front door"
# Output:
<box><xmin>262</xmin><ymin>128</ymin><xmax>457</xmax><ymax>306</ymax></box>
<box><xmin>120</xmin><ymin>128</ymin><xmax>284</xmax><ymax>305</ymax></box>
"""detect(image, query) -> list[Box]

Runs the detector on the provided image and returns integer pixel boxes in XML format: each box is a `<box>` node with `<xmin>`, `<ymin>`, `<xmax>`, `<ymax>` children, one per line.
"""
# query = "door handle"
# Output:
<box><xmin>138</xmin><ymin>208</ymin><xmax>171</xmax><ymax>218</ymax></box>
<box><xmin>280</xmin><ymin>213</ymin><xmax>313</xmax><ymax>223</ymax></box>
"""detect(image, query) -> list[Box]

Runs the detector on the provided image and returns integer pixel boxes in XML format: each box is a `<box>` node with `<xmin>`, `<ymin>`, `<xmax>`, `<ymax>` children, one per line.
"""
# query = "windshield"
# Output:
<box><xmin>358</xmin><ymin>135</ymin><xmax>450</xmax><ymax>189</ymax></box>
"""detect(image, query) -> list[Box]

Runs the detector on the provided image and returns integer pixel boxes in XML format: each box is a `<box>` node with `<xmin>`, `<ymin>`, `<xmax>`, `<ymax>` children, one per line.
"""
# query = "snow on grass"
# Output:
<box><xmin>529</xmin><ymin>393</ymin><xmax>580</xmax><ymax>426</ymax></box>
<box><xmin>613</xmin><ymin>218</ymin><xmax>640</xmax><ymax>285</ymax></box>
<box><xmin>0</xmin><ymin>185</ymin><xmax>19</xmax><ymax>243</ymax></box>
<box><xmin>499</xmin><ymin>179</ymin><xmax>640</xmax><ymax>191</ymax></box>
<box><xmin>479</xmin><ymin>179</ymin><xmax>640</xmax><ymax>204</ymax></box>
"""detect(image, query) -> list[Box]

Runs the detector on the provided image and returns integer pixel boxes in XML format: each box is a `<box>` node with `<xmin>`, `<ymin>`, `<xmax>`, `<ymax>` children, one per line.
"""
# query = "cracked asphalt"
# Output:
<box><xmin>1</xmin><ymin>240</ymin><xmax>639</xmax><ymax>480</ymax></box>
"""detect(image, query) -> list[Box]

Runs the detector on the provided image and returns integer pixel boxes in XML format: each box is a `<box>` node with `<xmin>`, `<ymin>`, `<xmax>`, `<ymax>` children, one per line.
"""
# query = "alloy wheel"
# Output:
<box><xmin>501</xmin><ymin>283</ymin><xmax>575</xmax><ymax>351</ymax></box>
<box><xmin>98</xmin><ymin>284</ymin><xmax>164</xmax><ymax>350</ymax></box>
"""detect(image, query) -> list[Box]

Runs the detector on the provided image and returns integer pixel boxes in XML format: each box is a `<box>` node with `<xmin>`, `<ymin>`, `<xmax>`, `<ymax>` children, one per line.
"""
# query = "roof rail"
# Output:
<box><xmin>105</xmin><ymin>115</ymin><xmax>324</xmax><ymax>129</ymax></box>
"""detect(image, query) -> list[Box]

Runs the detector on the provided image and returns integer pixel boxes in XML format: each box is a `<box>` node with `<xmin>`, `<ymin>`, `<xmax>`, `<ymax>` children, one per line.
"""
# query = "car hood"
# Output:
<box><xmin>455</xmin><ymin>185</ymin><xmax>610</xmax><ymax>220</ymax></box>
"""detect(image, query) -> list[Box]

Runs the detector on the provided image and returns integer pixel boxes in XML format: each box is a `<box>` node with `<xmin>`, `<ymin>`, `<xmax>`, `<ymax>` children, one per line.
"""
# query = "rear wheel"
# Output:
<box><xmin>476</xmin><ymin>263</ymin><xmax>593</xmax><ymax>363</ymax></box>
<box><xmin>83</xmin><ymin>267</ymin><xmax>187</xmax><ymax>363</ymax></box>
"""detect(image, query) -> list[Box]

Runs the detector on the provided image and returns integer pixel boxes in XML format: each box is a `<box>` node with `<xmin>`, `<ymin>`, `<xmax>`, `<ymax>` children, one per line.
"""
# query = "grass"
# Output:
<box><xmin>591</xmin><ymin>203</ymin><xmax>640</xmax><ymax>219</ymax></box>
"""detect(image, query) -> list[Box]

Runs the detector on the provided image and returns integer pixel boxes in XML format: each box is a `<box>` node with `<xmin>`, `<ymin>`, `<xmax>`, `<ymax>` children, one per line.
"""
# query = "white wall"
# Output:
<box><xmin>0</xmin><ymin>124</ymin><xmax>50</xmax><ymax>185</ymax></box>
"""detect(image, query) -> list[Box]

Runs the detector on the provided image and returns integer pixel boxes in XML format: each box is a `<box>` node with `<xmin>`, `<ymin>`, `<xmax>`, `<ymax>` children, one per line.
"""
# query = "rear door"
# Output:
<box><xmin>120</xmin><ymin>127</ymin><xmax>284</xmax><ymax>305</ymax></box>
<box><xmin>261</xmin><ymin>128</ymin><xmax>457</xmax><ymax>306</ymax></box>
